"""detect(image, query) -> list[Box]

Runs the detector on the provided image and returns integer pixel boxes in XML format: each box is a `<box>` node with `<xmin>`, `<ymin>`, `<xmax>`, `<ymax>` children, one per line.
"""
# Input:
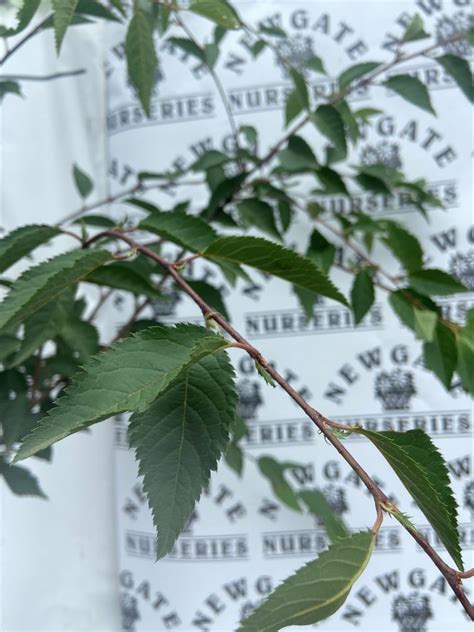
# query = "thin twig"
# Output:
<box><xmin>174</xmin><ymin>13</ymin><xmax>244</xmax><ymax>171</ymax></box>
<box><xmin>87</xmin><ymin>289</ymin><xmax>114</xmax><ymax>323</ymax></box>
<box><xmin>1</xmin><ymin>70</ymin><xmax>86</xmax><ymax>81</ymax></box>
<box><xmin>113</xmin><ymin>298</ymin><xmax>151</xmax><ymax>341</ymax></box>
<box><xmin>1</xmin><ymin>15</ymin><xmax>51</xmax><ymax>66</ymax></box>
<box><xmin>54</xmin><ymin>177</ymin><xmax>204</xmax><ymax>227</ymax></box>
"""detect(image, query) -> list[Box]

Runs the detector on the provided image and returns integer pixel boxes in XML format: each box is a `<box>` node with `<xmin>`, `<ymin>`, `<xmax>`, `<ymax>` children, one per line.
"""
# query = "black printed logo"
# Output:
<box><xmin>392</xmin><ymin>592</ymin><xmax>433</xmax><ymax>632</ymax></box>
<box><xmin>463</xmin><ymin>479</ymin><xmax>474</xmax><ymax>517</ymax></box>
<box><xmin>151</xmin><ymin>287</ymin><xmax>182</xmax><ymax>318</ymax></box>
<box><xmin>237</xmin><ymin>378</ymin><xmax>264</xmax><ymax>421</ymax></box>
<box><xmin>449</xmin><ymin>249</ymin><xmax>474</xmax><ymax>291</ymax></box>
<box><xmin>320</xmin><ymin>483</ymin><xmax>349</xmax><ymax>518</ymax></box>
<box><xmin>375</xmin><ymin>368</ymin><xmax>417</xmax><ymax>411</ymax></box>
<box><xmin>120</xmin><ymin>592</ymin><xmax>140</xmax><ymax>632</ymax></box>
<box><xmin>274</xmin><ymin>35</ymin><xmax>316</xmax><ymax>77</ymax></box>
<box><xmin>435</xmin><ymin>11</ymin><xmax>473</xmax><ymax>57</ymax></box>
<box><xmin>360</xmin><ymin>140</ymin><xmax>402</xmax><ymax>169</ymax></box>
<box><xmin>239</xmin><ymin>598</ymin><xmax>264</xmax><ymax>623</ymax></box>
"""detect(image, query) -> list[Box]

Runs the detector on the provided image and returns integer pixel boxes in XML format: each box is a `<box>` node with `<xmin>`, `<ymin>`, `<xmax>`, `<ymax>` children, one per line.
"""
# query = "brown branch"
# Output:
<box><xmin>1</xmin><ymin>70</ymin><xmax>86</xmax><ymax>81</ymax></box>
<box><xmin>55</xmin><ymin>178</ymin><xmax>204</xmax><ymax>227</ymax></box>
<box><xmin>94</xmin><ymin>228</ymin><xmax>473</xmax><ymax>619</ymax></box>
<box><xmin>113</xmin><ymin>297</ymin><xmax>151</xmax><ymax>341</ymax></box>
<box><xmin>0</xmin><ymin>15</ymin><xmax>51</xmax><ymax>66</ymax></box>
<box><xmin>87</xmin><ymin>289</ymin><xmax>114</xmax><ymax>322</ymax></box>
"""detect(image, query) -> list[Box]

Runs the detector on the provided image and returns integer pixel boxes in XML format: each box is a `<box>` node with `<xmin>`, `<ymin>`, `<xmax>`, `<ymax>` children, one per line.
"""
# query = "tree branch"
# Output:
<box><xmin>0</xmin><ymin>15</ymin><xmax>51</xmax><ymax>66</ymax></box>
<box><xmin>92</xmin><ymin>228</ymin><xmax>473</xmax><ymax>620</ymax></box>
<box><xmin>55</xmin><ymin>177</ymin><xmax>204</xmax><ymax>227</ymax></box>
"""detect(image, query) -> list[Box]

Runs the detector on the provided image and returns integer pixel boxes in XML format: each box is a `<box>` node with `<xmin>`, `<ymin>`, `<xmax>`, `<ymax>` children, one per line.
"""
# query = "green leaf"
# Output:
<box><xmin>204</xmin><ymin>173</ymin><xmax>247</xmax><ymax>219</ymax></box>
<box><xmin>423</xmin><ymin>322</ymin><xmax>457</xmax><ymax>389</ymax></box>
<box><xmin>414</xmin><ymin>309</ymin><xmax>437</xmax><ymax>342</ymax></box>
<box><xmin>237</xmin><ymin>531</ymin><xmax>374</xmax><ymax>632</ymax></box>
<box><xmin>185</xmin><ymin>279</ymin><xmax>230</xmax><ymax>320</ymax></box>
<box><xmin>167</xmin><ymin>36</ymin><xmax>204</xmax><ymax>62</ymax></box>
<box><xmin>129</xmin><ymin>351</ymin><xmax>236</xmax><ymax>558</ymax></box>
<box><xmin>0</xmin><ymin>394</ymin><xmax>40</xmax><ymax>449</ymax></box>
<box><xmin>256</xmin><ymin>361</ymin><xmax>276</xmax><ymax>387</ymax></box>
<box><xmin>358</xmin><ymin>428</ymin><xmax>462</xmax><ymax>569</ymax></box>
<box><xmin>58</xmin><ymin>317</ymin><xmax>99</xmax><ymax>362</ymax></box>
<box><xmin>335</xmin><ymin>100</ymin><xmax>360</xmax><ymax>143</ymax></box>
<box><xmin>189</xmin><ymin>0</ymin><xmax>241</xmax><ymax>29</ymax></box>
<box><xmin>315</xmin><ymin>166</ymin><xmax>348</xmax><ymax>195</ymax></box>
<box><xmin>277</xmin><ymin>200</ymin><xmax>293</xmax><ymax>233</ymax></box>
<box><xmin>0</xmin><ymin>462</ymin><xmax>47</xmax><ymax>499</ymax></box>
<box><xmin>355</xmin><ymin>172</ymin><xmax>391</xmax><ymax>195</ymax></box>
<box><xmin>278</xmin><ymin>135</ymin><xmax>318</xmax><ymax>172</ymax></box>
<box><xmin>293</xmin><ymin>286</ymin><xmax>318</xmax><ymax>321</ymax></box>
<box><xmin>240</xmin><ymin>125</ymin><xmax>257</xmax><ymax>146</ymax></box>
<box><xmin>52</xmin><ymin>0</ymin><xmax>79</xmax><ymax>52</ymax></box>
<box><xmin>382</xmin><ymin>221</ymin><xmax>423</xmax><ymax>273</ymax></box>
<box><xmin>299</xmin><ymin>489</ymin><xmax>349</xmax><ymax>542</ymax></box>
<box><xmin>109</xmin><ymin>0</ymin><xmax>126</xmax><ymax>17</ymax></box>
<box><xmin>0</xmin><ymin>0</ymin><xmax>41</xmax><ymax>37</ymax></box>
<box><xmin>224</xmin><ymin>442</ymin><xmax>243</xmax><ymax>476</ymax></box>
<box><xmin>351</xmin><ymin>269</ymin><xmax>375</xmax><ymax>325</ymax></box>
<box><xmin>457</xmin><ymin>326</ymin><xmax>474</xmax><ymax>394</ymax></box>
<box><xmin>408</xmin><ymin>269</ymin><xmax>467</xmax><ymax>296</ymax></box>
<box><xmin>338</xmin><ymin>62</ymin><xmax>381</xmax><ymax>91</ymax></box>
<box><xmin>311</xmin><ymin>105</ymin><xmax>347</xmax><ymax>156</ymax></box>
<box><xmin>190</xmin><ymin>150</ymin><xmax>230</xmax><ymax>171</ymax></box>
<box><xmin>259</xmin><ymin>25</ymin><xmax>286</xmax><ymax>38</ymax></box>
<box><xmin>306</xmin><ymin>55</ymin><xmax>326</xmax><ymax>74</ymax></box>
<box><xmin>354</xmin><ymin>107</ymin><xmax>383</xmax><ymax>123</ymax></box>
<box><xmin>85</xmin><ymin>261</ymin><xmax>161</xmax><ymax>298</ymax></box>
<box><xmin>0</xmin><ymin>249</ymin><xmax>110</xmax><ymax>332</ymax></box>
<box><xmin>204</xmin><ymin>42</ymin><xmax>219</xmax><ymax>68</ymax></box>
<box><xmin>384</xmin><ymin>74</ymin><xmax>435</xmax><ymax>115</ymax></box>
<box><xmin>357</xmin><ymin>163</ymin><xmax>402</xmax><ymax>187</ymax></box>
<box><xmin>14</xmin><ymin>325</ymin><xmax>230</xmax><ymax>460</ymax></box>
<box><xmin>0</xmin><ymin>80</ymin><xmax>23</xmax><ymax>102</ymax></box>
<box><xmin>8</xmin><ymin>287</ymin><xmax>76</xmax><ymax>367</ymax></box>
<box><xmin>306</xmin><ymin>229</ymin><xmax>336</xmax><ymax>274</ymax></box>
<box><xmin>72</xmin><ymin>215</ymin><xmax>116</xmax><ymax>228</ymax></box>
<box><xmin>76</xmin><ymin>0</ymin><xmax>122</xmax><ymax>22</ymax></box>
<box><xmin>436</xmin><ymin>54</ymin><xmax>474</xmax><ymax>102</ymax></box>
<box><xmin>125</xmin><ymin>8</ymin><xmax>158</xmax><ymax>116</ymax></box>
<box><xmin>389</xmin><ymin>289</ymin><xmax>439</xmax><ymax>333</ymax></box>
<box><xmin>237</xmin><ymin>199</ymin><xmax>281</xmax><ymax>241</ymax></box>
<box><xmin>257</xmin><ymin>456</ymin><xmax>301</xmax><ymax>512</ymax></box>
<box><xmin>0</xmin><ymin>225</ymin><xmax>61</xmax><ymax>274</ymax></box>
<box><xmin>139</xmin><ymin>209</ymin><xmax>218</xmax><ymax>252</ymax></box>
<box><xmin>203</xmin><ymin>236</ymin><xmax>348</xmax><ymax>306</ymax></box>
<box><xmin>72</xmin><ymin>164</ymin><xmax>94</xmax><ymax>199</ymax></box>
<box><xmin>401</xmin><ymin>14</ymin><xmax>430</xmax><ymax>42</ymax></box>
<box><xmin>465</xmin><ymin>308</ymin><xmax>474</xmax><ymax>327</ymax></box>
<box><xmin>0</xmin><ymin>335</ymin><xmax>20</xmax><ymax>362</ymax></box>
<box><xmin>41</xmin><ymin>13</ymin><xmax>92</xmax><ymax>30</ymax></box>
<box><xmin>289</xmin><ymin>69</ymin><xmax>309</xmax><ymax>109</ymax></box>
<box><xmin>224</xmin><ymin>414</ymin><xmax>247</xmax><ymax>476</ymax></box>
<box><xmin>285</xmin><ymin>89</ymin><xmax>304</xmax><ymax>127</ymax></box>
